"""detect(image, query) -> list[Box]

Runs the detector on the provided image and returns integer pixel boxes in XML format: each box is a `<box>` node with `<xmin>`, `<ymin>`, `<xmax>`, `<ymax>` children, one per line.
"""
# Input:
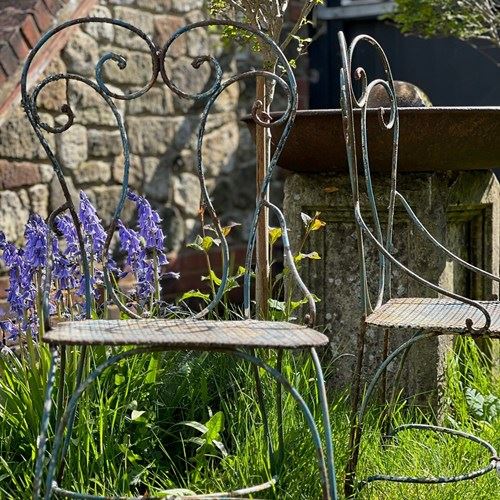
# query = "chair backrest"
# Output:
<box><xmin>20</xmin><ymin>18</ymin><xmax>312</xmax><ymax>327</ymax></box>
<box><xmin>338</xmin><ymin>31</ymin><xmax>400</xmax><ymax>316</ymax></box>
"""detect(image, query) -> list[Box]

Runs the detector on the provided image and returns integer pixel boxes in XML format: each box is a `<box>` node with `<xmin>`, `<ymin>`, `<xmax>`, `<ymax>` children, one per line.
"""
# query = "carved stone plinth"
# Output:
<box><xmin>284</xmin><ymin>170</ymin><xmax>499</xmax><ymax>406</ymax></box>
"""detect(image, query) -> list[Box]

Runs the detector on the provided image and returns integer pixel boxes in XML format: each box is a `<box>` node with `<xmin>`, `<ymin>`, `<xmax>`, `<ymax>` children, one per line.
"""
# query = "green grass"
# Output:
<box><xmin>0</xmin><ymin>337</ymin><xmax>498</xmax><ymax>499</ymax></box>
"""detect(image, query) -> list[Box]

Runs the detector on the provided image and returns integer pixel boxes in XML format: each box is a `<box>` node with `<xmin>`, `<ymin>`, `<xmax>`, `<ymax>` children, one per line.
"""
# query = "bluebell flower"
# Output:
<box><xmin>55</xmin><ymin>214</ymin><xmax>79</xmax><ymax>257</ymax></box>
<box><xmin>79</xmin><ymin>191</ymin><xmax>106</xmax><ymax>256</ymax></box>
<box><xmin>24</xmin><ymin>213</ymin><xmax>48</xmax><ymax>269</ymax></box>
<box><xmin>127</xmin><ymin>190</ymin><xmax>167</xmax><ymax>261</ymax></box>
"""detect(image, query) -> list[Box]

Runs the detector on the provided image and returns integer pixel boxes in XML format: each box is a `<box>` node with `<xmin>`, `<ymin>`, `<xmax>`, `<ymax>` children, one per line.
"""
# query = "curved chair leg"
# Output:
<box><xmin>40</xmin><ymin>346</ymin><xmax>333</xmax><ymax>499</ymax></box>
<box><xmin>233</xmin><ymin>349</ymin><xmax>336</xmax><ymax>500</ymax></box>
<box><xmin>357</xmin><ymin>424</ymin><xmax>498</xmax><ymax>493</ymax></box>
<box><xmin>33</xmin><ymin>345</ymin><xmax>59</xmax><ymax>500</ymax></box>
<box><xmin>352</xmin><ymin>332</ymin><xmax>499</xmax><ymax>495</ymax></box>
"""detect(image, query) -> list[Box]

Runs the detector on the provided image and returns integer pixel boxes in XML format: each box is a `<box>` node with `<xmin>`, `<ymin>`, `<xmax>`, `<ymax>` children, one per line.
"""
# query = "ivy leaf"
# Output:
<box><xmin>201</xmin><ymin>270</ymin><xmax>222</xmax><ymax>286</ymax></box>
<box><xmin>201</xmin><ymin>236</ymin><xmax>220</xmax><ymax>253</ymax></box>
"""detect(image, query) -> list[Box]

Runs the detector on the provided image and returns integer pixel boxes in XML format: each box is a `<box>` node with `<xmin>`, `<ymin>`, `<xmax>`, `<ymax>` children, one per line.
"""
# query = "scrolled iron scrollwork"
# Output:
<box><xmin>21</xmin><ymin>17</ymin><xmax>303</xmax><ymax>323</ymax></box>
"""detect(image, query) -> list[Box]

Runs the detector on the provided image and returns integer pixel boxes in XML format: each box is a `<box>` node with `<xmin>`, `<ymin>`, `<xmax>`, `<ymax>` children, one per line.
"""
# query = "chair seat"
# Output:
<box><xmin>43</xmin><ymin>318</ymin><xmax>329</xmax><ymax>349</ymax></box>
<box><xmin>366</xmin><ymin>298</ymin><xmax>500</xmax><ymax>337</ymax></box>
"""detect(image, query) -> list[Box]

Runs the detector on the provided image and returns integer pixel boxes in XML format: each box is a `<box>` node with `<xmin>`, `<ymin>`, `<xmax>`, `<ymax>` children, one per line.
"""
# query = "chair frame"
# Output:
<box><xmin>22</xmin><ymin>18</ymin><xmax>338</xmax><ymax>500</ymax></box>
<box><xmin>338</xmin><ymin>31</ymin><xmax>499</xmax><ymax>496</ymax></box>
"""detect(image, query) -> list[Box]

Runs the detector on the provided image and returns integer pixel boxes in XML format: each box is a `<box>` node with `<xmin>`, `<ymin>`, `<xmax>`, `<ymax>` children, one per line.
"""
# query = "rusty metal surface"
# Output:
<box><xmin>244</xmin><ymin>107</ymin><xmax>500</xmax><ymax>173</ymax></box>
<box><xmin>44</xmin><ymin>318</ymin><xmax>329</xmax><ymax>348</ymax></box>
<box><xmin>366</xmin><ymin>297</ymin><xmax>500</xmax><ymax>336</ymax></box>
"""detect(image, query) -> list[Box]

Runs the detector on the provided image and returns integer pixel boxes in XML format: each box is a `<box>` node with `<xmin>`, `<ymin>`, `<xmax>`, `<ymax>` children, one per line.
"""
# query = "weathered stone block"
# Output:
<box><xmin>0</xmin><ymin>109</ymin><xmax>55</xmax><ymax>160</ymax></box>
<box><xmin>126</xmin><ymin>86</ymin><xmax>173</xmax><ymax>115</ymax></box>
<box><xmin>153</xmin><ymin>15</ymin><xmax>186</xmax><ymax>57</ymax></box>
<box><xmin>136</xmin><ymin>0</ymin><xmax>171</xmax><ymax>12</ymax></box>
<box><xmin>101</xmin><ymin>49</ymin><xmax>155</xmax><ymax>86</ymax></box>
<box><xmin>0</xmin><ymin>190</ymin><xmax>30</xmax><ymax>243</ymax></box>
<box><xmin>28</xmin><ymin>184</ymin><xmax>49</xmax><ymax>219</ymax></box>
<box><xmin>0</xmin><ymin>160</ymin><xmax>42</xmax><ymax>189</ymax></box>
<box><xmin>201</xmin><ymin>120</ymin><xmax>239</xmax><ymax>177</ymax></box>
<box><xmin>67</xmin><ymin>80</ymin><xmax>125</xmax><ymax>126</ymax></box>
<box><xmin>172</xmin><ymin>172</ymin><xmax>201</xmax><ymax>217</ymax></box>
<box><xmin>184</xmin><ymin>10</ymin><xmax>208</xmax><ymax>58</ymax></box>
<box><xmin>112</xmin><ymin>154</ymin><xmax>142</xmax><ymax>189</ymax></box>
<box><xmin>170</xmin><ymin>0</ymin><xmax>204</xmax><ymax>13</ymax></box>
<box><xmin>56</xmin><ymin>124</ymin><xmax>87</xmax><ymax>170</ymax></box>
<box><xmin>49</xmin><ymin>174</ymin><xmax>78</xmax><ymax>213</ymax></box>
<box><xmin>73</xmin><ymin>160</ymin><xmax>112</xmax><ymax>184</ymax></box>
<box><xmin>88</xmin><ymin>185</ymin><xmax>133</xmax><ymax>224</ymax></box>
<box><xmin>88</xmin><ymin>129</ymin><xmax>123</xmax><ymax>157</ymax></box>
<box><xmin>39</xmin><ymin>164</ymin><xmax>55</xmax><ymax>183</ymax></box>
<box><xmin>127</xmin><ymin>117</ymin><xmax>174</xmax><ymax>155</ymax></box>
<box><xmin>83</xmin><ymin>6</ymin><xmax>114</xmax><ymax>44</ymax></box>
<box><xmin>62</xmin><ymin>30</ymin><xmax>99</xmax><ymax>77</ymax></box>
<box><xmin>113</xmin><ymin>7</ymin><xmax>153</xmax><ymax>51</ymax></box>
<box><xmin>37</xmin><ymin>57</ymin><xmax>67</xmax><ymax>111</ymax></box>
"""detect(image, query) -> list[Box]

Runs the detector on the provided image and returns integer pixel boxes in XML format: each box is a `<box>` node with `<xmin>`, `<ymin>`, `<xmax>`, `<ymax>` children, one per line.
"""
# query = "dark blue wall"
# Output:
<box><xmin>309</xmin><ymin>15</ymin><xmax>500</xmax><ymax>109</ymax></box>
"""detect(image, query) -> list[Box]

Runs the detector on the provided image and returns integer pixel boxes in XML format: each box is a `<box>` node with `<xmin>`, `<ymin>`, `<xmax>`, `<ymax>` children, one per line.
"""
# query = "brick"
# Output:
<box><xmin>0</xmin><ymin>160</ymin><xmax>42</xmax><ymax>189</ymax></box>
<box><xmin>8</xmin><ymin>29</ymin><xmax>31</xmax><ymax>59</ymax></box>
<box><xmin>42</xmin><ymin>0</ymin><xmax>62</xmax><ymax>15</ymax></box>
<box><xmin>0</xmin><ymin>42</ymin><xmax>19</xmax><ymax>76</ymax></box>
<box><xmin>32</xmin><ymin>1</ymin><xmax>54</xmax><ymax>32</ymax></box>
<box><xmin>21</xmin><ymin>15</ymin><xmax>41</xmax><ymax>47</ymax></box>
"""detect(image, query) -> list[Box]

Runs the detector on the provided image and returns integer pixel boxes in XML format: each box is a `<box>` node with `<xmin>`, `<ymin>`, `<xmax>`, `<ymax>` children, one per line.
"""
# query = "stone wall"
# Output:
<box><xmin>0</xmin><ymin>0</ymin><xmax>247</xmax><ymax>257</ymax></box>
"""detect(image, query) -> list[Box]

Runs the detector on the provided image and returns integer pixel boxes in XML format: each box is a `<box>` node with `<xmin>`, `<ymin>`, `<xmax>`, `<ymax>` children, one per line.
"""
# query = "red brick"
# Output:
<box><xmin>21</xmin><ymin>14</ymin><xmax>41</xmax><ymax>47</ymax></box>
<box><xmin>0</xmin><ymin>160</ymin><xmax>42</xmax><ymax>189</ymax></box>
<box><xmin>8</xmin><ymin>29</ymin><xmax>31</xmax><ymax>59</ymax></box>
<box><xmin>32</xmin><ymin>1</ymin><xmax>54</xmax><ymax>32</ymax></box>
<box><xmin>0</xmin><ymin>42</ymin><xmax>18</xmax><ymax>76</ymax></box>
<box><xmin>42</xmin><ymin>0</ymin><xmax>62</xmax><ymax>15</ymax></box>
<box><xmin>288</xmin><ymin>1</ymin><xmax>303</xmax><ymax>23</ymax></box>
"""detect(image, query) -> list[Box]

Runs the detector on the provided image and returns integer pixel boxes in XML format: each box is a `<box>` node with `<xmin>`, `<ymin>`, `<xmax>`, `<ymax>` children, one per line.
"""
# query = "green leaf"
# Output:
<box><xmin>268</xmin><ymin>299</ymin><xmax>286</xmax><ymax>311</ymax></box>
<box><xmin>269</xmin><ymin>227</ymin><xmax>283</xmax><ymax>245</ymax></box>
<box><xmin>114</xmin><ymin>373</ymin><xmax>125</xmax><ymax>386</ymax></box>
<box><xmin>182</xmin><ymin>420</ymin><xmax>209</xmax><ymax>434</ymax></box>
<box><xmin>201</xmin><ymin>270</ymin><xmax>222</xmax><ymax>286</ymax></box>
<box><xmin>130</xmin><ymin>410</ymin><xmax>146</xmax><ymax>422</ymax></box>
<box><xmin>205</xmin><ymin>411</ymin><xmax>224</xmax><ymax>442</ymax></box>
<box><xmin>201</xmin><ymin>236</ymin><xmax>220</xmax><ymax>252</ymax></box>
<box><xmin>187</xmin><ymin>235</ymin><xmax>204</xmax><ymax>252</ymax></box>
<box><xmin>179</xmin><ymin>290</ymin><xmax>210</xmax><ymax>302</ymax></box>
<box><xmin>295</xmin><ymin>251</ymin><xmax>321</xmax><ymax>262</ymax></box>
<box><xmin>301</xmin><ymin>212</ymin><xmax>312</xmax><ymax>227</ymax></box>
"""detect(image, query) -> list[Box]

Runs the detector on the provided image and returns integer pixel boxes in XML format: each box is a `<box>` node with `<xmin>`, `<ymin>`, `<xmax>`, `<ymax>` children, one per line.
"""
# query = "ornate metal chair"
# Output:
<box><xmin>338</xmin><ymin>31</ymin><xmax>500</xmax><ymax>497</ymax></box>
<box><xmin>24</xmin><ymin>18</ymin><xmax>338</xmax><ymax>500</ymax></box>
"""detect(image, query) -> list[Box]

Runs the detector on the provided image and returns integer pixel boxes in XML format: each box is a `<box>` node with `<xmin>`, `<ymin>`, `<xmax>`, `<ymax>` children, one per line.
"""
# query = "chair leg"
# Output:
<box><xmin>33</xmin><ymin>345</ymin><xmax>59</xmax><ymax>500</ymax></box>
<box><xmin>233</xmin><ymin>349</ymin><xmax>335</xmax><ymax>500</ymax></box>
<box><xmin>42</xmin><ymin>347</ymin><xmax>155</xmax><ymax>499</ymax></box>
<box><xmin>311</xmin><ymin>348</ymin><xmax>337</xmax><ymax>500</ymax></box>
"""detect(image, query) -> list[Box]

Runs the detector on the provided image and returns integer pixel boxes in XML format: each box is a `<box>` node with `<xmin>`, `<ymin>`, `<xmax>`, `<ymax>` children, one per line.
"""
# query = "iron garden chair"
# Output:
<box><xmin>24</xmin><ymin>18</ymin><xmax>338</xmax><ymax>500</ymax></box>
<box><xmin>338</xmin><ymin>31</ymin><xmax>500</xmax><ymax>496</ymax></box>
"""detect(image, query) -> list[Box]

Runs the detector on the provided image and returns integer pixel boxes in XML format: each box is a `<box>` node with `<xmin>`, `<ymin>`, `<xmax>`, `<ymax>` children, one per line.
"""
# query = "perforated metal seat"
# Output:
<box><xmin>366</xmin><ymin>298</ymin><xmax>500</xmax><ymax>337</ymax></box>
<box><xmin>44</xmin><ymin>318</ymin><xmax>329</xmax><ymax>348</ymax></box>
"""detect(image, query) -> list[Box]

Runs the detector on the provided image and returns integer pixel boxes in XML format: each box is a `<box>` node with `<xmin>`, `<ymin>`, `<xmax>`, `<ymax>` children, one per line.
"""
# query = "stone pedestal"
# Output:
<box><xmin>284</xmin><ymin>170</ymin><xmax>499</xmax><ymax>406</ymax></box>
